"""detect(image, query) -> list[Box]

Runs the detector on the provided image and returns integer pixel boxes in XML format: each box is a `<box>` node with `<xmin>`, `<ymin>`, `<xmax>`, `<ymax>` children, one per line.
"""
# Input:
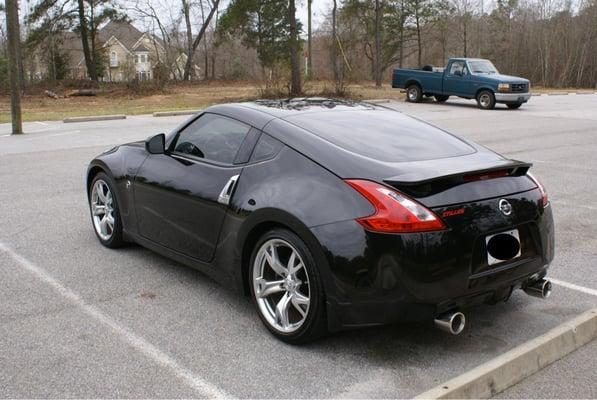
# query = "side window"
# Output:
<box><xmin>250</xmin><ymin>133</ymin><xmax>283</xmax><ymax>162</ymax></box>
<box><xmin>173</xmin><ymin>113</ymin><xmax>251</xmax><ymax>164</ymax></box>
<box><xmin>449</xmin><ymin>61</ymin><xmax>466</xmax><ymax>76</ymax></box>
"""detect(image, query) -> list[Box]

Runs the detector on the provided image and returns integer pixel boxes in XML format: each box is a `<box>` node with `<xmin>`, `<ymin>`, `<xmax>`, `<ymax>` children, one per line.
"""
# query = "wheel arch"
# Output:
<box><xmin>86</xmin><ymin>162</ymin><xmax>111</xmax><ymax>198</ymax></box>
<box><xmin>475</xmin><ymin>86</ymin><xmax>495</xmax><ymax>98</ymax></box>
<box><xmin>237</xmin><ymin>208</ymin><xmax>331</xmax><ymax>298</ymax></box>
<box><xmin>404</xmin><ymin>79</ymin><xmax>422</xmax><ymax>90</ymax></box>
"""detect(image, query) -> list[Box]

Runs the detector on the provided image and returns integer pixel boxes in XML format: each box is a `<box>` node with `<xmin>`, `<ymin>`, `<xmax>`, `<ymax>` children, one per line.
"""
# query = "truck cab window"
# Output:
<box><xmin>449</xmin><ymin>61</ymin><xmax>467</xmax><ymax>76</ymax></box>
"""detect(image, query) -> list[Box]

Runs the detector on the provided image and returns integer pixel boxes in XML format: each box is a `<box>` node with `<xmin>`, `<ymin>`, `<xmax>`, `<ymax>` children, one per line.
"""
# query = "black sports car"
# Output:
<box><xmin>87</xmin><ymin>99</ymin><xmax>554</xmax><ymax>343</ymax></box>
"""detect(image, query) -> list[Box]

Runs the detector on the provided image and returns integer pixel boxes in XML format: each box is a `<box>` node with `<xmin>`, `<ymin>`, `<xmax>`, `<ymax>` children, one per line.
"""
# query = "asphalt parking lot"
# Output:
<box><xmin>1</xmin><ymin>94</ymin><xmax>596</xmax><ymax>398</ymax></box>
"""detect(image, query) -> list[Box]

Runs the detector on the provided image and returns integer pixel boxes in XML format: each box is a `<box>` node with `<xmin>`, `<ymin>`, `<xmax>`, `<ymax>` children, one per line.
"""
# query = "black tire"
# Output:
<box><xmin>406</xmin><ymin>84</ymin><xmax>423</xmax><ymax>103</ymax></box>
<box><xmin>435</xmin><ymin>95</ymin><xmax>450</xmax><ymax>103</ymax></box>
<box><xmin>249</xmin><ymin>228</ymin><xmax>327</xmax><ymax>344</ymax></box>
<box><xmin>88</xmin><ymin>172</ymin><xmax>126</xmax><ymax>248</ymax></box>
<box><xmin>476</xmin><ymin>90</ymin><xmax>496</xmax><ymax>110</ymax></box>
<box><xmin>507</xmin><ymin>103</ymin><xmax>522</xmax><ymax>109</ymax></box>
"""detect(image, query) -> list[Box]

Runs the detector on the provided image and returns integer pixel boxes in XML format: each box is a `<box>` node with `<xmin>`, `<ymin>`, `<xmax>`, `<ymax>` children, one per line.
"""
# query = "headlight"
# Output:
<box><xmin>498</xmin><ymin>83</ymin><xmax>510</xmax><ymax>92</ymax></box>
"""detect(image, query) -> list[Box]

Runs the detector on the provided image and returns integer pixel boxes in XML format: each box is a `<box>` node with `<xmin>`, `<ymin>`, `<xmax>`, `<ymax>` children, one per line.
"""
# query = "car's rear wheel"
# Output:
<box><xmin>507</xmin><ymin>103</ymin><xmax>522</xmax><ymax>109</ymax></box>
<box><xmin>406</xmin><ymin>84</ymin><xmax>423</xmax><ymax>103</ymax></box>
<box><xmin>89</xmin><ymin>172</ymin><xmax>126</xmax><ymax>248</ymax></box>
<box><xmin>476</xmin><ymin>90</ymin><xmax>496</xmax><ymax>110</ymax></box>
<box><xmin>250</xmin><ymin>229</ymin><xmax>326</xmax><ymax>343</ymax></box>
<box><xmin>435</xmin><ymin>95</ymin><xmax>449</xmax><ymax>103</ymax></box>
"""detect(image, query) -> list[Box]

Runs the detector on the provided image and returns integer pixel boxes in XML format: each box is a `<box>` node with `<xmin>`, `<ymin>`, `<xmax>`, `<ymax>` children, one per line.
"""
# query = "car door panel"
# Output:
<box><xmin>134</xmin><ymin>155</ymin><xmax>242</xmax><ymax>262</ymax></box>
<box><xmin>132</xmin><ymin>113</ymin><xmax>251</xmax><ymax>262</ymax></box>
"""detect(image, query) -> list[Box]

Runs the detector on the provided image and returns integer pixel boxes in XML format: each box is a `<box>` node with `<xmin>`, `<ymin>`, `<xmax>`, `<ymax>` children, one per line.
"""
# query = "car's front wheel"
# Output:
<box><xmin>476</xmin><ymin>90</ymin><xmax>496</xmax><ymax>110</ymax></box>
<box><xmin>89</xmin><ymin>172</ymin><xmax>126</xmax><ymax>248</ymax></box>
<box><xmin>249</xmin><ymin>228</ymin><xmax>327</xmax><ymax>343</ymax></box>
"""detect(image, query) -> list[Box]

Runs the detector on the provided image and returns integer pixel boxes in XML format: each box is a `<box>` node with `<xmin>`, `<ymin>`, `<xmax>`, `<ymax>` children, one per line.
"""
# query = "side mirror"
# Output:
<box><xmin>454</xmin><ymin>70</ymin><xmax>463</xmax><ymax>77</ymax></box>
<box><xmin>145</xmin><ymin>133</ymin><xmax>165</xmax><ymax>154</ymax></box>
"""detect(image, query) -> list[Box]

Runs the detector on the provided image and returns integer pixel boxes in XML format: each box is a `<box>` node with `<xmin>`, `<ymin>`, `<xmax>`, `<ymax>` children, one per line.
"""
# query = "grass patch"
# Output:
<box><xmin>0</xmin><ymin>81</ymin><xmax>592</xmax><ymax>123</ymax></box>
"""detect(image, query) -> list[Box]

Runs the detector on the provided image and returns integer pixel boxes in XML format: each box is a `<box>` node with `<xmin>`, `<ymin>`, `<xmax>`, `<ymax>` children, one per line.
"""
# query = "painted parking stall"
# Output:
<box><xmin>1</xmin><ymin>94</ymin><xmax>596</xmax><ymax>398</ymax></box>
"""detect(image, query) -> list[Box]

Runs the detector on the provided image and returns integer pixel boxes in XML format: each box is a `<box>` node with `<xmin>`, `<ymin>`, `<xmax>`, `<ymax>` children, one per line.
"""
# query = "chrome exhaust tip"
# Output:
<box><xmin>434</xmin><ymin>311</ymin><xmax>466</xmax><ymax>335</ymax></box>
<box><xmin>524</xmin><ymin>278</ymin><xmax>552</xmax><ymax>299</ymax></box>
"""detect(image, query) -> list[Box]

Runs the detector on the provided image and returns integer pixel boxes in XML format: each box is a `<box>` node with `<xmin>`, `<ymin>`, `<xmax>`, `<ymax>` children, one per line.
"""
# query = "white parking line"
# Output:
<box><xmin>0</xmin><ymin>241</ymin><xmax>233</xmax><ymax>399</ymax></box>
<box><xmin>551</xmin><ymin>200</ymin><xmax>597</xmax><ymax>211</ymax></box>
<box><xmin>551</xmin><ymin>278</ymin><xmax>597</xmax><ymax>297</ymax></box>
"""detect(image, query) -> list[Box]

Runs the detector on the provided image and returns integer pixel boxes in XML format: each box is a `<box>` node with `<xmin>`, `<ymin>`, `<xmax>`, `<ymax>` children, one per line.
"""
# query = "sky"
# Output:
<box><xmin>296</xmin><ymin>0</ymin><xmax>333</xmax><ymax>31</ymax></box>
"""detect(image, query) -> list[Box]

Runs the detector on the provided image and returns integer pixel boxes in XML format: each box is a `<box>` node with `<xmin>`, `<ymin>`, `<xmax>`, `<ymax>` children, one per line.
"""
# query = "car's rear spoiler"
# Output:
<box><xmin>383</xmin><ymin>159</ymin><xmax>532</xmax><ymax>197</ymax></box>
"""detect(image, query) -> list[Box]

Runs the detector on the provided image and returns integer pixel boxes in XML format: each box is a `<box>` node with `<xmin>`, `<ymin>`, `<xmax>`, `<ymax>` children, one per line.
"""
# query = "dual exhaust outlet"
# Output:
<box><xmin>434</xmin><ymin>278</ymin><xmax>552</xmax><ymax>335</ymax></box>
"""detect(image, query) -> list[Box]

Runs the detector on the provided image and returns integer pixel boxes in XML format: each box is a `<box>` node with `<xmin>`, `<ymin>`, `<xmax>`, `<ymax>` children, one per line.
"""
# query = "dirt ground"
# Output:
<box><xmin>0</xmin><ymin>80</ymin><xmax>593</xmax><ymax>123</ymax></box>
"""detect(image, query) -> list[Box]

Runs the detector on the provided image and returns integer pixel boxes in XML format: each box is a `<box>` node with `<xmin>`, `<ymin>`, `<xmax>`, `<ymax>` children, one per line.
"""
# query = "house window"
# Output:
<box><xmin>110</xmin><ymin>51</ymin><xmax>118</xmax><ymax>67</ymax></box>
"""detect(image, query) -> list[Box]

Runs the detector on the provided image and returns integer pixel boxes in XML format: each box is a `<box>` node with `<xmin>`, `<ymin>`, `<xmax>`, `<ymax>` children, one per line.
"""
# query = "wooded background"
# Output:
<box><xmin>1</xmin><ymin>0</ymin><xmax>596</xmax><ymax>93</ymax></box>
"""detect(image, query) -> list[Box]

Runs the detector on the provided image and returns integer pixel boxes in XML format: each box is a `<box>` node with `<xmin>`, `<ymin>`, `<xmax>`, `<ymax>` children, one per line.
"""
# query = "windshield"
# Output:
<box><xmin>468</xmin><ymin>60</ymin><xmax>499</xmax><ymax>74</ymax></box>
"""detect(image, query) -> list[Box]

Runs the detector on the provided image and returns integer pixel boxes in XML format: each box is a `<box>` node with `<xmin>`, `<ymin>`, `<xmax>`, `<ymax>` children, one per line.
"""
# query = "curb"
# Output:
<box><xmin>414</xmin><ymin>308</ymin><xmax>597</xmax><ymax>399</ymax></box>
<box><xmin>364</xmin><ymin>99</ymin><xmax>392</xmax><ymax>104</ymax></box>
<box><xmin>153</xmin><ymin>110</ymin><xmax>201</xmax><ymax>117</ymax></box>
<box><xmin>63</xmin><ymin>114</ymin><xmax>126</xmax><ymax>123</ymax></box>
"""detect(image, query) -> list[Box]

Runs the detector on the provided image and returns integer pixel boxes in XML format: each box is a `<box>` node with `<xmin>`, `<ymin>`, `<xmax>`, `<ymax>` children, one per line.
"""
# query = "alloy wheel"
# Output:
<box><xmin>252</xmin><ymin>238</ymin><xmax>311</xmax><ymax>333</ymax></box>
<box><xmin>91</xmin><ymin>179</ymin><xmax>115</xmax><ymax>241</ymax></box>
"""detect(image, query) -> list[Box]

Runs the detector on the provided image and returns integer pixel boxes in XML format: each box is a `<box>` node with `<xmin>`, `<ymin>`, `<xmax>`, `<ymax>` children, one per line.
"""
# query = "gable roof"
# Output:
<box><xmin>133</xmin><ymin>43</ymin><xmax>150</xmax><ymax>52</ymax></box>
<box><xmin>99</xmin><ymin>21</ymin><xmax>144</xmax><ymax>49</ymax></box>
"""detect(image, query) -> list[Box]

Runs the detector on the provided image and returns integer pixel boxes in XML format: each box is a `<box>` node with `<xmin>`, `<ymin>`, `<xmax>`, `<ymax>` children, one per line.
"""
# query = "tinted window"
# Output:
<box><xmin>284</xmin><ymin>110</ymin><xmax>475</xmax><ymax>162</ymax></box>
<box><xmin>173</xmin><ymin>113</ymin><xmax>250</xmax><ymax>164</ymax></box>
<box><xmin>250</xmin><ymin>133</ymin><xmax>283</xmax><ymax>162</ymax></box>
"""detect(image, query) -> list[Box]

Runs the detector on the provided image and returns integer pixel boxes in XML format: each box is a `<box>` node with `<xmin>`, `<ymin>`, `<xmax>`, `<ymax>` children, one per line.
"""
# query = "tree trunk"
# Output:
<box><xmin>399</xmin><ymin>0</ymin><xmax>404</xmax><ymax>68</ymax></box>
<box><xmin>416</xmin><ymin>12</ymin><xmax>422</xmax><ymax>67</ymax></box>
<box><xmin>200</xmin><ymin>0</ymin><xmax>209</xmax><ymax>79</ymax></box>
<box><xmin>77</xmin><ymin>0</ymin><xmax>97</xmax><ymax>80</ymax></box>
<box><xmin>289</xmin><ymin>0</ymin><xmax>301</xmax><ymax>95</ymax></box>
<box><xmin>6</xmin><ymin>0</ymin><xmax>22</xmax><ymax>134</ymax></box>
<box><xmin>331</xmin><ymin>0</ymin><xmax>338</xmax><ymax>82</ymax></box>
<box><xmin>463</xmin><ymin>17</ymin><xmax>468</xmax><ymax>57</ymax></box>
<box><xmin>307</xmin><ymin>0</ymin><xmax>312</xmax><ymax>78</ymax></box>
<box><xmin>374</xmin><ymin>0</ymin><xmax>382</xmax><ymax>87</ymax></box>
<box><xmin>183</xmin><ymin>0</ymin><xmax>220</xmax><ymax>81</ymax></box>
<box><xmin>182</xmin><ymin>0</ymin><xmax>194</xmax><ymax>80</ymax></box>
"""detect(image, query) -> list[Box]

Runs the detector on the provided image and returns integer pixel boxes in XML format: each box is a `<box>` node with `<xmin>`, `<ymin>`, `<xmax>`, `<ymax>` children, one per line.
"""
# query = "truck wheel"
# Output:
<box><xmin>406</xmin><ymin>84</ymin><xmax>423</xmax><ymax>103</ymax></box>
<box><xmin>507</xmin><ymin>103</ymin><xmax>522</xmax><ymax>109</ymax></box>
<box><xmin>435</xmin><ymin>95</ymin><xmax>449</xmax><ymax>103</ymax></box>
<box><xmin>476</xmin><ymin>90</ymin><xmax>496</xmax><ymax>110</ymax></box>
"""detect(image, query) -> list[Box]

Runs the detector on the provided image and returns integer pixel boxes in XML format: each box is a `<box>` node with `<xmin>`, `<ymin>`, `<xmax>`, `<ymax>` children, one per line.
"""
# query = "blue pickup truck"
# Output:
<box><xmin>392</xmin><ymin>58</ymin><xmax>531</xmax><ymax>110</ymax></box>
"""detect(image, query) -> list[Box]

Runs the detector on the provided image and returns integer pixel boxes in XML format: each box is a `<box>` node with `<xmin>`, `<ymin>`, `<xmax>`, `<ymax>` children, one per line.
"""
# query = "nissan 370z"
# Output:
<box><xmin>86</xmin><ymin>99</ymin><xmax>554</xmax><ymax>343</ymax></box>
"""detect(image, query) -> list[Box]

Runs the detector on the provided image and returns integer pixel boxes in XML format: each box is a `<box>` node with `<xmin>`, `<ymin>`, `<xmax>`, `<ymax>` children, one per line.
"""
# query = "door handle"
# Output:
<box><xmin>218</xmin><ymin>174</ymin><xmax>240</xmax><ymax>206</ymax></box>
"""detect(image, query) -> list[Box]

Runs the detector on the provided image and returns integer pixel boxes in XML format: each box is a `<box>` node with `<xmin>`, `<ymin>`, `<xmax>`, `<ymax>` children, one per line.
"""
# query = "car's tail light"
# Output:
<box><xmin>527</xmin><ymin>172</ymin><xmax>549</xmax><ymax>207</ymax></box>
<box><xmin>345</xmin><ymin>179</ymin><xmax>446</xmax><ymax>233</ymax></box>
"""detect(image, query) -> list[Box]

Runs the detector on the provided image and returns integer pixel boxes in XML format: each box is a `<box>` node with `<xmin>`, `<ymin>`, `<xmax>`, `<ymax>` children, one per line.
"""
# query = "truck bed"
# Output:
<box><xmin>392</xmin><ymin>69</ymin><xmax>443</xmax><ymax>94</ymax></box>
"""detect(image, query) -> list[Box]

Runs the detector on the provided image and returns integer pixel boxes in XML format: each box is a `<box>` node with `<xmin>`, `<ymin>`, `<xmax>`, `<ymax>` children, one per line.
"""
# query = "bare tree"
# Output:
<box><xmin>182</xmin><ymin>0</ymin><xmax>219</xmax><ymax>81</ymax></box>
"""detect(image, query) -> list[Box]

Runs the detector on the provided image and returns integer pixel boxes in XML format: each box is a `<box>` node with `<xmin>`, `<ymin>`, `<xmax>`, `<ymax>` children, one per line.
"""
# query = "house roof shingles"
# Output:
<box><xmin>99</xmin><ymin>20</ymin><xmax>144</xmax><ymax>49</ymax></box>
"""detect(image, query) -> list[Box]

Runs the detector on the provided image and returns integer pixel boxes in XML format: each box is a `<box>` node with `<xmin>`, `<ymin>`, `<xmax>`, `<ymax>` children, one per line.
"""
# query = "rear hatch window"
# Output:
<box><xmin>283</xmin><ymin>110</ymin><xmax>475</xmax><ymax>162</ymax></box>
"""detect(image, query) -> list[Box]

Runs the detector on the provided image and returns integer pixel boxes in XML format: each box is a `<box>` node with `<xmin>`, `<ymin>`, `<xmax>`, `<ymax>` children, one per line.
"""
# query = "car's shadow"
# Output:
<box><xmin>407</xmin><ymin>96</ymin><xmax>524</xmax><ymax>111</ymax></box>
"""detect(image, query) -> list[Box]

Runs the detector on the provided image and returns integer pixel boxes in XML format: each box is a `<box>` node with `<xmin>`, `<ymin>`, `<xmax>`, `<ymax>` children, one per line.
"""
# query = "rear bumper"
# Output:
<box><xmin>310</xmin><ymin>195</ymin><xmax>554</xmax><ymax>332</ymax></box>
<box><xmin>495</xmin><ymin>92</ymin><xmax>531</xmax><ymax>103</ymax></box>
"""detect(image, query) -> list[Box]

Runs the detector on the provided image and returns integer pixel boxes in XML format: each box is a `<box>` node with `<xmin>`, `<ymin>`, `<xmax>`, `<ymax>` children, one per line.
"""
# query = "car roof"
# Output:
<box><xmin>208</xmin><ymin>98</ymin><xmax>380</xmax><ymax>120</ymax></box>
